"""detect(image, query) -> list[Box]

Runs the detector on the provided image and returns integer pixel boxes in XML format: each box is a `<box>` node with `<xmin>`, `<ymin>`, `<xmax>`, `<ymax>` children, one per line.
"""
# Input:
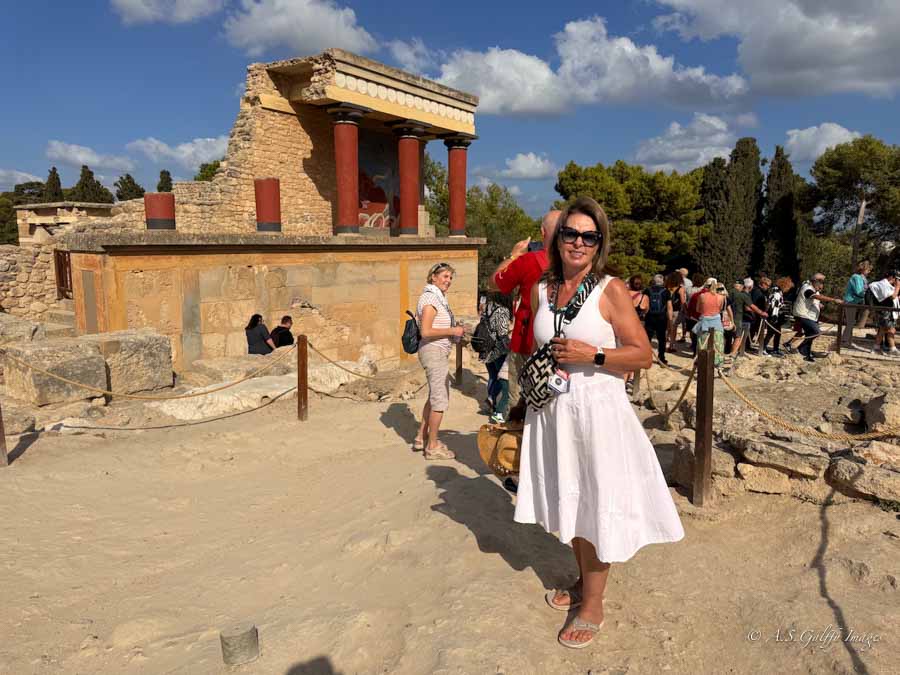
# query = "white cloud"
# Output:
<box><xmin>474</xmin><ymin>175</ymin><xmax>493</xmax><ymax>189</ymax></box>
<box><xmin>111</xmin><ymin>0</ymin><xmax>223</xmax><ymax>24</ymax></box>
<box><xmin>437</xmin><ymin>17</ymin><xmax>746</xmax><ymax>115</ymax></box>
<box><xmin>46</xmin><ymin>140</ymin><xmax>136</xmax><ymax>172</ymax></box>
<box><xmin>438</xmin><ymin>48</ymin><xmax>565</xmax><ymax>116</ymax></box>
<box><xmin>387</xmin><ymin>38</ymin><xmax>438</xmax><ymax>75</ymax></box>
<box><xmin>635</xmin><ymin>112</ymin><xmax>734</xmax><ymax>173</ymax></box>
<box><xmin>128</xmin><ymin>135</ymin><xmax>228</xmax><ymax>172</ymax></box>
<box><xmin>784</xmin><ymin>123</ymin><xmax>862</xmax><ymax>163</ymax></box>
<box><xmin>224</xmin><ymin>0</ymin><xmax>377</xmax><ymax>57</ymax></box>
<box><xmin>555</xmin><ymin>17</ymin><xmax>747</xmax><ymax>107</ymax></box>
<box><xmin>499</xmin><ymin>152</ymin><xmax>558</xmax><ymax>180</ymax></box>
<box><xmin>507</xmin><ymin>185</ymin><xmax>522</xmax><ymax>196</ymax></box>
<box><xmin>655</xmin><ymin>0</ymin><xmax>900</xmax><ymax>97</ymax></box>
<box><xmin>0</xmin><ymin>169</ymin><xmax>42</xmax><ymax>192</ymax></box>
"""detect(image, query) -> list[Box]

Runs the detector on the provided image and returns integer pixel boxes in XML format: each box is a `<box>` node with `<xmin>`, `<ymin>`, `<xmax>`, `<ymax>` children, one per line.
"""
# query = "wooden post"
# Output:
<box><xmin>692</xmin><ymin>330</ymin><xmax>715</xmax><ymax>506</ymax></box>
<box><xmin>297</xmin><ymin>336</ymin><xmax>308</xmax><ymax>422</ymax></box>
<box><xmin>631</xmin><ymin>369</ymin><xmax>642</xmax><ymax>400</ymax></box>
<box><xmin>455</xmin><ymin>340</ymin><xmax>464</xmax><ymax>386</ymax></box>
<box><xmin>835</xmin><ymin>304</ymin><xmax>844</xmax><ymax>354</ymax></box>
<box><xmin>0</xmin><ymin>400</ymin><xmax>8</xmax><ymax>467</ymax></box>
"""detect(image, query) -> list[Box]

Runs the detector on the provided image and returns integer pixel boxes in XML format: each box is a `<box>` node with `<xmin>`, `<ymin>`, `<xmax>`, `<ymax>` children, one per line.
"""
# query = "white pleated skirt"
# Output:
<box><xmin>513</xmin><ymin>370</ymin><xmax>685</xmax><ymax>562</ymax></box>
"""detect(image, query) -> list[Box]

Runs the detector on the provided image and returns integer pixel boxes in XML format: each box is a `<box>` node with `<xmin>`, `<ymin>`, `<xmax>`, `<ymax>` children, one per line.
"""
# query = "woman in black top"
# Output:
<box><xmin>245</xmin><ymin>314</ymin><xmax>276</xmax><ymax>355</ymax></box>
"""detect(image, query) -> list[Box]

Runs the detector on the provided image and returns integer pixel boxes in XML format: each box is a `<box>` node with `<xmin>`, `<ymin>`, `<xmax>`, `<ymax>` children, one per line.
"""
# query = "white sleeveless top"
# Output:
<box><xmin>533</xmin><ymin>275</ymin><xmax>618</xmax><ymax>379</ymax></box>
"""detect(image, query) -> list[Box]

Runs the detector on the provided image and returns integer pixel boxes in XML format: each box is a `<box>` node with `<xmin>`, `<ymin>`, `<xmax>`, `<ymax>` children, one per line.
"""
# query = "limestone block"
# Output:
<box><xmin>736</xmin><ymin>463</ymin><xmax>791</xmax><ymax>494</ymax></box>
<box><xmin>199</xmin><ymin>267</ymin><xmax>227</xmax><ymax>299</ymax></box>
<box><xmin>3</xmin><ymin>339</ymin><xmax>106</xmax><ymax>406</ymax></box>
<box><xmin>202</xmin><ymin>333</ymin><xmax>227</xmax><ymax>358</ymax></box>
<box><xmin>863</xmin><ymin>392</ymin><xmax>900</xmax><ymax>433</ymax></box>
<box><xmin>671</xmin><ymin>435</ymin><xmax>736</xmax><ymax>489</ymax></box>
<box><xmin>148</xmin><ymin>374</ymin><xmax>296</xmax><ymax>421</ymax></box>
<box><xmin>738</xmin><ymin>438</ymin><xmax>830</xmax><ymax>479</ymax></box>
<box><xmin>856</xmin><ymin>441</ymin><xmax>900</xmax><ymax>469</ymax></box>
<box><xmin>77</xmin><ymin>330</ymin><xmax>173</xmax><ymax>394</ymax></box>
<box><xmin>0</xmin><ymin>313</ymin><xmax>46</xmax><ymax>345</ymax></box>
<box><xmin>264</xmin><ymin>268</ymin><xmax>287</xmax><ymax>288</ymax></box>
<box><xmin>222</xmin><ymin>266</ymin><xmax>256</xmax><ymax>300</ymax></box>
<box><xmin>0</xmin><ymin>398</ymin><xmax>36</xmax><ymax>434</ymax></box>
<box><xmin>188</xmin><ymin>350</ymin><xmax>295</xmax><ymax>383</ymax></box>
<box><xmin>225</xmin><ymin>331</ymin><xmax>248</xmax><ymax>357</ymax></box>
<box><xmin>827</xmin><ymin>458</ymin><xmax>900</xmax><ymax>502</ymax></box>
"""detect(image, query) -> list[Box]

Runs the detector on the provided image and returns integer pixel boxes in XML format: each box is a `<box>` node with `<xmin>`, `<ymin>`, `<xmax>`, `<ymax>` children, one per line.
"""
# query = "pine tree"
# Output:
<box><xmin>70</xmin><ymin>165</ymin><xmax>114</xmax><ymax>203</ymax></box>
<box><xmin>114</xmin><ymin>173</ymin><xmax>146</xmax><ymax>201</ymax></box>
<box><xmin>762</xmin><ymin>146</ymin><xmax>799</xmax><ymax>279</ymax></box>
<box><xmin>42</xmin><ymin>167</ymin><xmax>64</xmax><ymax>202</ymax></box>
<box><xmin>157</xmin><ymin>169</ymin><xmax>173</xmax><ymax>192</ymax></box>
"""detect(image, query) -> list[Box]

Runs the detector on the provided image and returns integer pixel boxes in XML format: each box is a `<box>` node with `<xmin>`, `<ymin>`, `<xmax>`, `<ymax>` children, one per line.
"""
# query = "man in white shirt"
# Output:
<box><xmin>869</xmin><ymin>271</ymin><xmax>899</xmax><ymax>355</ymax></box>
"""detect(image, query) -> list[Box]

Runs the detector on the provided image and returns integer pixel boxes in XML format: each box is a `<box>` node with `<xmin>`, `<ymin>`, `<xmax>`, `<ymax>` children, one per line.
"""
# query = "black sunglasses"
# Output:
<box><xmin>559</xmin><ymin>226</ymin><xmax>602</xmax><ymax>248</ymax></box>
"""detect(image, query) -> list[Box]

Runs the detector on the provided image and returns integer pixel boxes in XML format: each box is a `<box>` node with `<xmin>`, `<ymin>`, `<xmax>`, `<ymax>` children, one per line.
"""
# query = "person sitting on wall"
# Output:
<box><xmin>269</xmin><ymin>315</ymin><xmax>294</xmax><ymax>348</ymax></box>
<box><xmin>245</xmin><ymin>314</ymin><xmax>276</xmax><ymax>355</ymax></box>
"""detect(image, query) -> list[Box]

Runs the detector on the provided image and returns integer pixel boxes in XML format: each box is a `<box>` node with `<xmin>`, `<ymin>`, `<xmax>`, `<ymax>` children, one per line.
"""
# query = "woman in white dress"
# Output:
<box><xmin>514</xmin><ymin>197</ymin><xmax>685</xmax><ymax>649</ymax></box>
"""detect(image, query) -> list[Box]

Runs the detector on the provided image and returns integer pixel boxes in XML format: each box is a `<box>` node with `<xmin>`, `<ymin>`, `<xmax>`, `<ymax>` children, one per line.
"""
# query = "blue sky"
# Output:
<box><xmin>4</xmin><ymin>0</ymin><xmax>900</xmax><ymax>216</ymax></box>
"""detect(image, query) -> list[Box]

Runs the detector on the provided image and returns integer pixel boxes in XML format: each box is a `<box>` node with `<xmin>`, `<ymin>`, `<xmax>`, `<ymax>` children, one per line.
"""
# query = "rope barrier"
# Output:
<box><xmin>306</xmin><ymin>342</ymin><xmax>404</xmax><ymax>381</ymax></box>
<box><xmin>717</xmin><ymin>370</ymin><xmax>900</xmax><ymax>441</ymax></box>
<box><xmin>0</xmin><ymin>343</ymin><xmax>299</xmax><ymax>401</ymax></box>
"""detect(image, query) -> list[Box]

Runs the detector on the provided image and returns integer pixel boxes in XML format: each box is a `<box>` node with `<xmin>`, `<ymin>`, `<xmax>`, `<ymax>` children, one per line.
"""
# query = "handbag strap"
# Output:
<box><xmin>549</xmin><ymin>274</ymin><xmax>599</xmax><ymax>337</ymax></box>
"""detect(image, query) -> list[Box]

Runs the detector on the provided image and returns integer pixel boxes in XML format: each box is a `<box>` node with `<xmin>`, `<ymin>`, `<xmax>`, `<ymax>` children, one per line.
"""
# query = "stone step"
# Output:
<box><xmin>47</xmin><ymin>309</ymin><xmax>75</xmax><ymax>326</ymax></box>
<box><xmin>44</xmin><ymin>321</ymin><xmax>76</xmax><ymax>338</ymax></box>
<box><xmin>55</xmin><ymin>298</ymin><xmax>75</xmax><ymax>312</ymax></box>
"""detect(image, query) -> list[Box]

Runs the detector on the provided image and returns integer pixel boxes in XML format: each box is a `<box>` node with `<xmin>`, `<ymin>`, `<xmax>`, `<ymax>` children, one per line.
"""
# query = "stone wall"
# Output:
<box><xmin>0</xmin><ymin>244</ymin><xmax>58</xmax><ymax>319</ymax></box>
<box><xmin>69</xmin><ymin>243</ymin><xmax>479</xmax><ymax>371</ymax></box>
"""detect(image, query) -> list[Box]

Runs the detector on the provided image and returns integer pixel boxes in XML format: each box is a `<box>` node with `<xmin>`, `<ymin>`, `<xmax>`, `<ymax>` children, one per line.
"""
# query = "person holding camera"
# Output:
<box><xmin>490</xmin><ymin>210</ymin><xmax>561</xmax><ymax>419</ymax></box>
<box><xmin>514</xmin><ymin>197</ymin><xmax>684</xmax><ymax>649</ymax></box>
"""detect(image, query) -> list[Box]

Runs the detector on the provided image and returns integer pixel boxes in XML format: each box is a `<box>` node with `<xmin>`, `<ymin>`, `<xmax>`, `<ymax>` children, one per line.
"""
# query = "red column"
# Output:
<box><xmin>254</xmin><ymin>177</ymin><xmax>281</xmax><ymax>232</ymax></box>
<box><xmin>395</xmin><ymin>124</ymin><xmax>425</xmax><ymax>236</ymax></box>
<box><xmin>144</xmin><ymin>192</ymin><xmax>175</xmax><ymax>230</ymax></box>
<box><xmin>445</xmin><ymin>137</ymin><xmax>473</xmax><ymax>237</ymax></box>
<box><xmin>329</xmin><ymin>106</ymin><xmax>366</xmax><ymax>235</ymax></box>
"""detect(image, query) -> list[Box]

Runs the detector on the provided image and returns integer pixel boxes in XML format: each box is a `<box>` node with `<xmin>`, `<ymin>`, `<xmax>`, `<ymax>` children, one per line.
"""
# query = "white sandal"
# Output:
<box><xmin>558</xmin><ymin>616</ymin><xmax>604</xmax><ymax>649</ymax></box>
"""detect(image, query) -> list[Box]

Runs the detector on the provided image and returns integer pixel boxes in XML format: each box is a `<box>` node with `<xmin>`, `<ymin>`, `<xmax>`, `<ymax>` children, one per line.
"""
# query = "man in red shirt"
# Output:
<box><xmin>490</xmin><ymin>209</ymin><xmax>561</xmax><ymax>418</ymax></box>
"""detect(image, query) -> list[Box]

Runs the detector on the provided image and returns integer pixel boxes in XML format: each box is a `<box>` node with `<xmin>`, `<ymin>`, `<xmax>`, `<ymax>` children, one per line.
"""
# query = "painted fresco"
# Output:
<box><xmin>358</xmin><ymin>130</ymin><xmax>399</xmax><ymax>230</ymax></box>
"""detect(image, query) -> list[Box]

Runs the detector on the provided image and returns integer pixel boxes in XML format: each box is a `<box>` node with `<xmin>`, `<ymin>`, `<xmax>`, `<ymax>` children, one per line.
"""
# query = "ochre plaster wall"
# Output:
<box><xmin>70</xmin><ymin>248</ymin><xmax>478</xmax><ymax>371</ymax></box>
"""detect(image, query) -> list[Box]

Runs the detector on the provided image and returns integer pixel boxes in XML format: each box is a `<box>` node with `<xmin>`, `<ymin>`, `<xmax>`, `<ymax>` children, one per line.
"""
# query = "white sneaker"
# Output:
<box><xmin>890</xmin><ymin>348</ymin><xmax>900</xmax><ymax>357</ymax></box>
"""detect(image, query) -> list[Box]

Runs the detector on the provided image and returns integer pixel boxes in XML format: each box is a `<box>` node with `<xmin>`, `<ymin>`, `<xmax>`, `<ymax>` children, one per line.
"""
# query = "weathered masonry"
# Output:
<box><xmin>8</xmin><ymin>49</ymin><xmax>482</xmax><ymax>369</ymax></box>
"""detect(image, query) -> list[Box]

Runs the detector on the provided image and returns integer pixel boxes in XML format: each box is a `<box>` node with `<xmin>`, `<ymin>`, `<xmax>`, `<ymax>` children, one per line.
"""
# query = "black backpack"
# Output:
<box><xmin>471</xmin><ymin>306</ymin><xmax>497</xmax><ymax>358</ymax></box>
<box><xmin>647</xmin><ymin>286</ymin><xmax>667</xmax><ymax>316</ymax></box>
<box><xmin>401</xmin><ymin>310</ymin><xmax>420</xmax><ymax>354</ymax></box>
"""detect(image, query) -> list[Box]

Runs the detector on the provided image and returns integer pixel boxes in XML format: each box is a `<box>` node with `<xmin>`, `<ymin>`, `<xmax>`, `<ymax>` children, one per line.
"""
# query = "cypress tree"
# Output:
<box><xmin>114</xmin><ymin>173</ymin><xmax>146</xmax><ymax>201</ymax></box>
<box><xmin>723</xmin><ymin>138</ymin><xmax>763</xmax><ymax>280</ymax></box>
<box><xmin>42</xmin><ymin>167</ymin><xmax>64</xmax><ymax>202</ymax></box>
<box><xmin>157</xmin><ymin>169</ymin><xmax>173</xmax><ymax>192</ymax></box>
<box><xmin>762</xmin><ymin>146</ymin><xmax>799</xmax><ymax>279</ymax></box>
<box><xmin>70</xmin><ymin>165</ymin><xmax>114</xmax><ymax>203</ymax></box>
<box><xmin>696</xmin><ymin>157</ymin><xmax>731</xmax><ymax>280</ymax></box>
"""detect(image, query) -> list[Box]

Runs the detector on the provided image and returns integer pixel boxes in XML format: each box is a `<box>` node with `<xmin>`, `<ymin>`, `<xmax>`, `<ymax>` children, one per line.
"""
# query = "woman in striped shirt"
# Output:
<box><xmin>414</xmin><ymin>262</ymin><xmax>466</xmax><ymax>460</ymax></box>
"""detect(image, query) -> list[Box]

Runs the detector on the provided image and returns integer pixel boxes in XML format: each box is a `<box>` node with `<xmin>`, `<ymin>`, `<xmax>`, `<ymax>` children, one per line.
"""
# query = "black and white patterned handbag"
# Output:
<box><xmin>519</xmin><ymin>275</ymin><xmax>598</xmax><ymax>410</ymax></box>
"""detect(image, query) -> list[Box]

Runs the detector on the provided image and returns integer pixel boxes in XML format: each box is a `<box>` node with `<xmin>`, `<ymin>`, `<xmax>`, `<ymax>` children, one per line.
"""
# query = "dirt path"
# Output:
<box><xmin>1</xmin><ymin>380</ymin><xmax>897</xmax><ymax>675</ymax></box>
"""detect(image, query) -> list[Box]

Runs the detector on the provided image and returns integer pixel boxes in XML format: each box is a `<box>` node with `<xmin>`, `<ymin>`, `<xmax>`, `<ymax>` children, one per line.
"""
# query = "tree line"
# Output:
<box><xmin>0</xmin><ymin>161</ymin><xmax>223</xmax><ymax>244</ymax></box>
<box><xmin>424</xmin><ymin>134</ymin><xmax>900</xmax><ymax>297</ymax></box>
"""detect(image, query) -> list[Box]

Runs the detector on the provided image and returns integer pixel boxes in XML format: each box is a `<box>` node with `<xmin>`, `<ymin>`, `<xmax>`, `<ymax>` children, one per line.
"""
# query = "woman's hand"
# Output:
<box><xmin>452</xmin><ymin>325</ymin><xmax>465</xmax><ymax>338</ymax></box>
<box><xmin>550</xmin><ymin>337</ymin><xmax>597</xmax><ymax>364</ymax></box>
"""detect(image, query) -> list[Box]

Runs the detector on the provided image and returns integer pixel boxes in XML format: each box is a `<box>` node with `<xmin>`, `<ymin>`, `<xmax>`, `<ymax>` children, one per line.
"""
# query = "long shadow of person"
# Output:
<box><xmin>425</xmin><ymin>463</ymin><xmax>577</xmax><ymax>590</ymax></box>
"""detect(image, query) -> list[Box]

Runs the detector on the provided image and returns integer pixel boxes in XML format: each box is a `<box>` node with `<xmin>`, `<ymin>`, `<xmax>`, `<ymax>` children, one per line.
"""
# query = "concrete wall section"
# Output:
<box><xmin>70</xmin><ymin>247</ymin><xmax>478</xmax><ymax>371</ymax></box>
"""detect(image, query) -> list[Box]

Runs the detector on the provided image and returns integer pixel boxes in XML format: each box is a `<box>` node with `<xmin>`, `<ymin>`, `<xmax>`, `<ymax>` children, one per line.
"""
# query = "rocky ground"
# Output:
<box><xmin>0</xmin><ymin>344</ymin><xmax>898</xmax><ymax>674</ymax></box>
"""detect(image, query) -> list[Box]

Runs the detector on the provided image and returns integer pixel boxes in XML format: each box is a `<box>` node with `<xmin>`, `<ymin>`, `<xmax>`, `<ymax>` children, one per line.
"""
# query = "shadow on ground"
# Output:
<box><xmin>285</xmin><ymin>656</ymin><xmax>343</xmax><ymax>675</ymax></box>
<box><xmin>426</xmin><ymin>463</ymin><xmax>576</xmax><ymax>590</ymax></box>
